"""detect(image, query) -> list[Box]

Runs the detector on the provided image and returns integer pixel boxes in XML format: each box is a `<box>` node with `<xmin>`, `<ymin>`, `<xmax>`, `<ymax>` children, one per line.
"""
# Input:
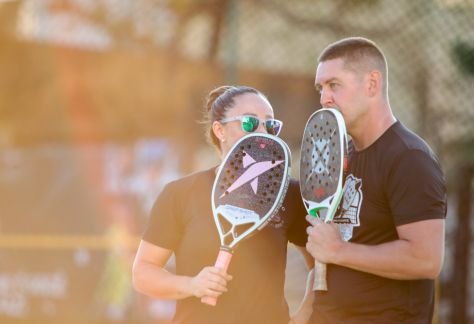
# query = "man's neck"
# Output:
<box><xmin>351</xmin><ymin>103</ymin><xmax>396</xmax><ymax>151</ymax></box>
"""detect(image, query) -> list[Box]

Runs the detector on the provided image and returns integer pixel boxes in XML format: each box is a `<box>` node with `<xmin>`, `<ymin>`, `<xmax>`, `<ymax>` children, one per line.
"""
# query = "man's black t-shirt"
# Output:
<box><xmin>310</xmin><ymin>121</ymin><xmax>447</xmax><ymax>324</ymax></box>
<box><xmin>143</xmin><ymin>168</ymin><xmax>308</xmax><ymax>324</ymax></box>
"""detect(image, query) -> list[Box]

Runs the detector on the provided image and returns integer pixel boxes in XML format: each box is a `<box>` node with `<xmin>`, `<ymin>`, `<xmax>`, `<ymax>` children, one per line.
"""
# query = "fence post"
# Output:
<box><xmin>450</xmin><ymin>164</ymin><xmax>473</xmax><ymax>323</ymax></box>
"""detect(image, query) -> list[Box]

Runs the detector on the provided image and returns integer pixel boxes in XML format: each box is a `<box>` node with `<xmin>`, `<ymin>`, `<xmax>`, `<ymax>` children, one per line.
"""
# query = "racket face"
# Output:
<box><xmin>212</xmin><ymin>133</ymin><xmax>290</xmax><ymax>248</ymax></box>
<box><xmin>300</xmin><ymin>108</ymin><xmax>347</xmax><ymax>221</ymax></box>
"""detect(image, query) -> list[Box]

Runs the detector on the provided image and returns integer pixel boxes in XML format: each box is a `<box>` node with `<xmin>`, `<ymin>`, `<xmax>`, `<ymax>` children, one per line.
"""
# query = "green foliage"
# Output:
<box><xmin>452</xmin><ymin>40</ymin><xmax>474</xmax><ymax>76</ymax></box>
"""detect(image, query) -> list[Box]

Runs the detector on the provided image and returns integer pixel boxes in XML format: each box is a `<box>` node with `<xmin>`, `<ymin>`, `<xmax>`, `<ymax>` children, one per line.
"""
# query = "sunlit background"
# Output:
<box><xmin>0</xmin><ymin>0</ymin><xmax>473</xmax><ymax>323</ymax></box>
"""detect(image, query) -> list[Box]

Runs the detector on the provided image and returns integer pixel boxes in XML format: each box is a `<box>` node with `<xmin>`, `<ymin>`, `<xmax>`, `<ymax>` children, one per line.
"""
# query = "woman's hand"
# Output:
<box><xmin>190</xmin><ymin>266</ymin><xmax>232</xmax><ymax>298</ymax></box>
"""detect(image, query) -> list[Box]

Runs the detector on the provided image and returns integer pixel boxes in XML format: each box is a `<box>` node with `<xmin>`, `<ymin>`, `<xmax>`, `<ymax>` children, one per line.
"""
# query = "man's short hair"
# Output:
<box><xmin>319</xmin><ymin>37</ymin><xmax>388</xmax><ymax>92</ymax></box>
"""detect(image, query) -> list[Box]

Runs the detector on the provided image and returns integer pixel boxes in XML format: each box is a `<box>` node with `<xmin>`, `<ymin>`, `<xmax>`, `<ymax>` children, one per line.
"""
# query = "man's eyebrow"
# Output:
<box><xmin>315</xmin><ymin>77</ymin><xmax>339</xmax><ymax>90</ymax></box>
<box><xmin>324</xmin><ymin>77</ymin><xmax>339</xmax><ymax>84</ymax></box>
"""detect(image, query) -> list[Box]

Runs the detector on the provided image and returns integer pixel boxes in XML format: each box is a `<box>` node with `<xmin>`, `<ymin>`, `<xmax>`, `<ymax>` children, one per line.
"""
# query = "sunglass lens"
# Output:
<box><xmin>265</xmin><ymin>120</ymin><xmax>282</xmax><ymax>135</ymax></box>
<box><xmin>241</xmin><ymin>116</ymin><xmax>259</xmax><ymax>133</ymax></box>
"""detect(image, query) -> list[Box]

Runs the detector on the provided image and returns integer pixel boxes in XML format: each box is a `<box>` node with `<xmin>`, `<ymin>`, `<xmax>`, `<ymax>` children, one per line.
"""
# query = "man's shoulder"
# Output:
<box><xmin>380</xmin><ymin>122</ymin><xmax>444</xmax><ymax>181</ymax></box>
<box><xmin>390</xmin><ymin>122</ymin><xmax>432</xmax><ymax>152</ymax></box>
<box><xmin>377</xmin><ymin>122</ymin><xmax>436</xmax><ymax>162</ymax></box>
<box><xmin>357</xmin><ymin>122</ymin><xmax>443</xmax><ymax>180</ymax></box>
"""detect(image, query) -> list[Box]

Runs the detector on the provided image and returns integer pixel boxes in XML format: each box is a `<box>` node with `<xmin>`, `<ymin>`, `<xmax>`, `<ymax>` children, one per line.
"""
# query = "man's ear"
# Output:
<box><xmin>212</xmin><ymin>121</ymin><xmax>225</xmax><ymax>142</ymax></box>
<box><xmin>367</xmin><ymin>70</ymin><xmax>382</xmax><ymax>97</ymax></box>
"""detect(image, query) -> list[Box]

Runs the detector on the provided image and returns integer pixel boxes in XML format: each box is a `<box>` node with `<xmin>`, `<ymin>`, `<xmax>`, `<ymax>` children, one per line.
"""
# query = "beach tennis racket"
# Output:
<box><xmin>300</xmin><ymin>108</ymin><xmax>348</xmax><ymax>291</ymax></box>
<box><xmin>201</xmin><ymin>133</ymin><xmax>291</xmax><ymax>306</ymax></box>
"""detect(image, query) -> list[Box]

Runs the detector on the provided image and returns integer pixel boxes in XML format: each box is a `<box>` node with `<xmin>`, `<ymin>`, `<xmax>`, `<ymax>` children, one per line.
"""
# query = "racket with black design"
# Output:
<box><xmin>300</xmin><ymin>108</ymin><xmax>348</xmax><ymax>291</ymax></box>
<box><xmin>202</xmin><ymin>133</ymin><xmax>291</xmax><ymax>306</ymax></box>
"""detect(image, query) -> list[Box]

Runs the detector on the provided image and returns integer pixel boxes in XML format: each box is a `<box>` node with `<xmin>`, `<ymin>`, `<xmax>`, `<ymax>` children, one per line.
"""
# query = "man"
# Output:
<box><xmin>304</xmin><ymin>37</ymin><xmax>447</xmax><ymax>323</ymax></box>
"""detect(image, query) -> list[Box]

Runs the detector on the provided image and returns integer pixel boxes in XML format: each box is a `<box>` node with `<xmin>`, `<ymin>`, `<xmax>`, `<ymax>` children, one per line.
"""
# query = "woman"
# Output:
<box><xmin>132</xmin><ymin>85</ymin><xmax>312</xmax><ymax>324</ymax></box>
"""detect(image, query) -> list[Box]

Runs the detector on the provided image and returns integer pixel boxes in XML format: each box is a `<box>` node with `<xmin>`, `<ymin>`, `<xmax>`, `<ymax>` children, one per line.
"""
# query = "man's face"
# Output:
<box><xmin>315</xmin><ymin>58</ymin><xmax>368</xmax><ymax>132</ymax></box>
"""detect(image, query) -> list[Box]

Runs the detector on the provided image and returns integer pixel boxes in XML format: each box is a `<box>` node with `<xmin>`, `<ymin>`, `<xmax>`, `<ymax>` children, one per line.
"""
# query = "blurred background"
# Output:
<box><xmin>0</xmin><ymin>0</ymin><xmax>473</xmax><ymax>323</ymax></box>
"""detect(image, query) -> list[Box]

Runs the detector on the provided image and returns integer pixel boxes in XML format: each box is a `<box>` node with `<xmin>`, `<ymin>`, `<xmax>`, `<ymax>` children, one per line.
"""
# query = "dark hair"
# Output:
<box><xmin>318</xmin><ymin>37</ymin><xmax>388</xmax><ymax>94</ymax></box>
<box><xmin>203</xmin><ymin>85</ymin><xmax>264</xmax><ymax>150</ymax></box>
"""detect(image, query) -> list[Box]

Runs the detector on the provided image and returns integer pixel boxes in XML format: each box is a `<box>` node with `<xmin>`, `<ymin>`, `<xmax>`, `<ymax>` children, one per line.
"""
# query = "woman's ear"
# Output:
<box><xmin>212</xmin><ymin>121</ymin><xmax>225</xmax><ymax>142</ymax></box>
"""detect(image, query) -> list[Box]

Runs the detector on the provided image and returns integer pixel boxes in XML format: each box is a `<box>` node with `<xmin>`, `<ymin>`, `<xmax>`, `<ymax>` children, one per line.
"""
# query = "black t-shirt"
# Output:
<box><xmin>310</xmin><ymin>121</ymin><xmax>447</xmax><ymax>324</ymax></box>
<box><xmin>143</xmin><ymin>167</ymin><xmax>308</xmax><ymax>324</ymax></box>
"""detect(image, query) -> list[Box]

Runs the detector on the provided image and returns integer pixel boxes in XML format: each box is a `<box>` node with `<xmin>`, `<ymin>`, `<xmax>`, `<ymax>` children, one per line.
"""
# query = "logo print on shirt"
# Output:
<box><xmin>334</xmin><ymin>174</ymin><xmax>363</xmax><ymax>241</ymax></box>
<box><xmin>220</xmin><ymin>151</ymin><xmax>283</xmax><ymax>198</ymax></box>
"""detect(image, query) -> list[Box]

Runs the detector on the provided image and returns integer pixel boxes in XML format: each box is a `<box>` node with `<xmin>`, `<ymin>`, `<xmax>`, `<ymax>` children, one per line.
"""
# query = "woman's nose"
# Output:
<box><xmin>256</xmin><ymin>121</ymin><xmax>267</xmax><ymax>134</ymax></box>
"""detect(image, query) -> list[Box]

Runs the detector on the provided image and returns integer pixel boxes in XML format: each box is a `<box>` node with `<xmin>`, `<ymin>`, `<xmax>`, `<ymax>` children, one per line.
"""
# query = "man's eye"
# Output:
<box><xmin>329</xmin><ymin>83</ymin><xmax>338</xmax><ymax>90</ymax></box>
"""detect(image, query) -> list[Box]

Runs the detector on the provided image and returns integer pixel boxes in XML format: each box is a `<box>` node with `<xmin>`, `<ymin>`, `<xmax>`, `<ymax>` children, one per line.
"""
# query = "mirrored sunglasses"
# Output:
<box><xmin>220</xmin><ymin>115</ymin><xmax>283</xmax><ymax>136</ymax></box>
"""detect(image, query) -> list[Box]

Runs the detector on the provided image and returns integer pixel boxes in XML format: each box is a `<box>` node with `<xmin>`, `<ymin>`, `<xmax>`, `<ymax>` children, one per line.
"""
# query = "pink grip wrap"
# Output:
<box><xmin>201</xmin><ymin>249</ymin><xmax>233</xmax><ymax>306</ymax></box>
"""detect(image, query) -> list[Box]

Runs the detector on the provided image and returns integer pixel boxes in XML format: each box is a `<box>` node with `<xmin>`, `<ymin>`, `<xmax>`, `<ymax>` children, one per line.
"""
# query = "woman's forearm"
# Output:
<box><xmin>132</xmin><ymin>261</ymin><xmax>194</xmax><ymax>300</ymax></box>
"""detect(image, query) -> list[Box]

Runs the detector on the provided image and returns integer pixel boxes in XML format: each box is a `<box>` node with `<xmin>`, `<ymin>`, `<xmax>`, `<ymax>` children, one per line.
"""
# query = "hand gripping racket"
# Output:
<box><xmin>299</xmin><ymin>108</ymin><xmax>348</xmax><ymax>291</ymax></box>
<box><xmin>202</xmin><ymin>133</ymin><xmax>291</xmax><ymax>306</ymax></box>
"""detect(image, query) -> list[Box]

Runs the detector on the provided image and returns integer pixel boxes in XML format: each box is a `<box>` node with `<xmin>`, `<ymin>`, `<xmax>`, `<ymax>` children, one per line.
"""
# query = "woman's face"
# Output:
<box><xmin>214</xmin><ymin>92</ymin><xmax>275</xmax><ymax>158</ymax></box>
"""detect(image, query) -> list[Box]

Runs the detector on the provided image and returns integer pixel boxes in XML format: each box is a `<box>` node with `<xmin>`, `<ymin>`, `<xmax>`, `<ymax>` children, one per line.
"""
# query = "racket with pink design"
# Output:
<box><xmin>300</xmin><ymin>108</ymin><xmax>348</xmax><ymax>291</ymax></box>
<box><xmin>202</xmin><ymin>133</ymin><xmax>291</xmax><ymax>306</ymax></box>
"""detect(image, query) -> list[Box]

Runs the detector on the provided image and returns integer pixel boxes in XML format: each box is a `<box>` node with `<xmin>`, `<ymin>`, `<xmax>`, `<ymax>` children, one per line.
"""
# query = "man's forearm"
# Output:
<box><xmin>307</xmin><ymin>218</ymin><xmax>444</xmax><ymax>280</ymax></box>
<box><xmin>334</xmin><ymin>238</ymin><xmax>442</xmax><ymax>280</ymax></box>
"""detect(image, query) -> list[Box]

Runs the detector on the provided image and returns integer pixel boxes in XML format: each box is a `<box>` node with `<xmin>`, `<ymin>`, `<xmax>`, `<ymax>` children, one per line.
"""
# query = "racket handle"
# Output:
<box><xmin>201</xmin><ymin>249</ymin><xmax>233</xmax><ymax>306</ymax></box>
<box><xmin>313</xmin><ymin>260</ymin><xmax>328</xmax><ymax>291</ymax></box>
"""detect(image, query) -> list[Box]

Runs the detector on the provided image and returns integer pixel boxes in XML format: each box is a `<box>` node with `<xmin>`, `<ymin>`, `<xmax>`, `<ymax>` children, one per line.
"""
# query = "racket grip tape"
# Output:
<box><xmin>201</xmin><ymin>249</ymin><xmax>233</xmax><ymax>306</ymax></box>
<box><xmin>313</xmin><ymin>260</ymin><xmax>328</xmax><ymax>291</ymax></box>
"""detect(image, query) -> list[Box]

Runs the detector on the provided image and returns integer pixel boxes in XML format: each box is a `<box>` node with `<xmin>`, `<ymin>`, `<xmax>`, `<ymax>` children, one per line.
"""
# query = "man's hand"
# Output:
<box><xmin>305</xmin><ymin>215</ymin><xmax>344</xmax><ymax>264</ymax></box>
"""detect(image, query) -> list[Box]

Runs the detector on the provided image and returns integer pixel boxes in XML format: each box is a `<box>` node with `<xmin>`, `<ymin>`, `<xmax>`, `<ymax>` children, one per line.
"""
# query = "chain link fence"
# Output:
<box><xmin>1</xmin><ymin>0</ymin><xmax>473</xmax><ymax>323</ymax></box>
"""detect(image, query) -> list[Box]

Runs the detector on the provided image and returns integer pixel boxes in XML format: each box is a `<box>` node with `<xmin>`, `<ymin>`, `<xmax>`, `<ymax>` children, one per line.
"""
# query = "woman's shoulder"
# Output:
<box><xmin>163</xmin><ymin>167</ymin><xmax>215</xmax><ymax>193</ymax></box>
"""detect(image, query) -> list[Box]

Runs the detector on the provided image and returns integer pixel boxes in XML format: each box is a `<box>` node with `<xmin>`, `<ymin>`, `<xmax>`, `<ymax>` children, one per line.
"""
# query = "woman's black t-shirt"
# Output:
<box><xmin>143</xmin><ymin>168</ymin><xmax>308</xmax><ymax>324</ymax></box>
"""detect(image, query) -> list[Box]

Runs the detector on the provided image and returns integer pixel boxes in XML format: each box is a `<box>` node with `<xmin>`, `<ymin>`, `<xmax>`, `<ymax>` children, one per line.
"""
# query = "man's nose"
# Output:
<box><xmin>320</xmin><ymin>89</ymin><xmax>333</xmax><ymax>107</ymax></box>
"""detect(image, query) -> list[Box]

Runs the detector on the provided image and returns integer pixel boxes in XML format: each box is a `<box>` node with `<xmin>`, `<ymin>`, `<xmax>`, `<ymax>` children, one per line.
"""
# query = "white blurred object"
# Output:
<box><xmin>148</xmin><ymin>299</ymin><xmax>175</xmax><ymax>321</ymax></box>
<box><xmin>74</xmin><ymin>249</ymin><xmax>91</xmax><ymax>267</ymax></box>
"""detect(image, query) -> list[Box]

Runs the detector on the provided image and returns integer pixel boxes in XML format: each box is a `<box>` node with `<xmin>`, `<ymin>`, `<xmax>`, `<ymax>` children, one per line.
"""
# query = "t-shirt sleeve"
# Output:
<box><xmin>286</xmin><ymin>180</ymin><xmax>309</xmax><ymax>247</ymax></box>
<box><xmin>142</xmin><ymin>182</ymin><xmax>183</xmax><ymax>250</ymax></box>
<box><xmin>386</xmin><ymin>149</ymin><xmax>447</xmax><ymax>226</ymax></box>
